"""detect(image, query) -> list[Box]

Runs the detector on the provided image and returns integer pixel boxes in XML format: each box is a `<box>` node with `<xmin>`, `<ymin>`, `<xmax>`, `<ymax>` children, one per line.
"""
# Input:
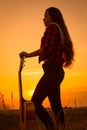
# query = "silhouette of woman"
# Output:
<box><xmin>19</xmin><ymin>7</ymin><xmax>74</xmax><ymax>130</ymax></box>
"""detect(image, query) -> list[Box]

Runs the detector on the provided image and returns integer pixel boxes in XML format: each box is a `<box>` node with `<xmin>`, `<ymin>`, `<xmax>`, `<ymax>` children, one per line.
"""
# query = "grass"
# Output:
<box><xmin>64</xmin><ymin>107</ymin><xmax>87</xmax><ymax>130</ymax></box>
<box><xmin>0</xmin><ymin>107</ymin><xmax>87</xmax><ymax>130</ymax></box>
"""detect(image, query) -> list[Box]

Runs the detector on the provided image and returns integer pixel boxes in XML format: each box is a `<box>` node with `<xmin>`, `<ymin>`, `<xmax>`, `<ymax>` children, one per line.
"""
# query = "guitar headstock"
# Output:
<box><xmin>19</xmin><ymin>56</ymin><xmax>25</xmax><ymax>72</ymax></box>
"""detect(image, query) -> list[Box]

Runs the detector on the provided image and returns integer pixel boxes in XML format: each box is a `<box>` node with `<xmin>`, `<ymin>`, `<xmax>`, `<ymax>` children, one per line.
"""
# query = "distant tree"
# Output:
<box><xmin>0</xmin><ymin>92</ymin><xmax>5</xmax><ymax>110</ymax></box>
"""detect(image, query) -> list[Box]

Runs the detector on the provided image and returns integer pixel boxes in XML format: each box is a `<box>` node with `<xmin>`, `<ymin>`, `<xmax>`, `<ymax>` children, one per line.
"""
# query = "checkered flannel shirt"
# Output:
<box><xmin>39</xmin><ymin>23</ymin><xmax>64</xmax><ymax>64</ymax></box>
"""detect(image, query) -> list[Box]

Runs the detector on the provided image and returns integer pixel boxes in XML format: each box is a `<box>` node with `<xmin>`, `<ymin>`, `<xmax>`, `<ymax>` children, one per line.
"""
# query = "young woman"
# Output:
<box><xmin>19</xmin><ymin>7</ymin><xmax>74</xmax><ymax>130</ymax></box>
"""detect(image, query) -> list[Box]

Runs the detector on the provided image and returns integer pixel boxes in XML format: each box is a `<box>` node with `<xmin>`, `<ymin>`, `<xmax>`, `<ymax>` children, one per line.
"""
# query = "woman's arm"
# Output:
<box><xmin>19</xmin><ymin>48</ymin><xmax>43</xmax><ymax>59</ymax></box>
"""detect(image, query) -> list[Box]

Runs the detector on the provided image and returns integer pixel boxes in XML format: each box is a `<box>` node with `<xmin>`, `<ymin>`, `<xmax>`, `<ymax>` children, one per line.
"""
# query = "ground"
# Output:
<box><xmin>0</xmin><ymin>107</ymin><xmax>87</xmax><ymax>130</ymax></box>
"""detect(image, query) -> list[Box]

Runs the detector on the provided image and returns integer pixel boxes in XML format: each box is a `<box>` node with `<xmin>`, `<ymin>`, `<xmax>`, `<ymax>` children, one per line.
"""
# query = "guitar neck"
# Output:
<box><xmin>18</xmin><ymin>57</ymin><xmax>25</xmax><ymax>100</ymax></box>
<box><xmin>18</xmin><ymin>70</ymin><xmax>23</xmax><ymax>101</ymax></box>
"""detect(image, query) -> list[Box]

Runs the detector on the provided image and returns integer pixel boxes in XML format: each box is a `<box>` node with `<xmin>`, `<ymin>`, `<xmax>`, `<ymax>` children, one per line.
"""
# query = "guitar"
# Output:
<box><xmin>18</xmin><ymin>56</ymin><xmax>25</xmax><ymax>122</ymax></box>
<box><xmin>18</xmin><ymin>57</ymin><xmax>35</xmax><ymax>130</ymax></box>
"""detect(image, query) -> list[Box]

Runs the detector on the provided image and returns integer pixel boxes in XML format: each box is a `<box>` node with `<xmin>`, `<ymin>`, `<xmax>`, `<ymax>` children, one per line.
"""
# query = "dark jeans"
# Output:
<box><xmin>31</xmin><ymin>60</ymin><xmax>65</xmax><ymax>128</ymax></box>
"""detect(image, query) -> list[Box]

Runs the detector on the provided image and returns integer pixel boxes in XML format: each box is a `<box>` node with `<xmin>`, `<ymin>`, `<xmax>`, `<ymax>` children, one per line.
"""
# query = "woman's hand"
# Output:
<box><xmin>19</xmin><ymin>48</ymin><xmax>43</xmax><ymax>59</ymax></box>
<box><xmin>19</xmin><ymin>51</ymin><xmax>29</xmax><ymax>59</ymax></box>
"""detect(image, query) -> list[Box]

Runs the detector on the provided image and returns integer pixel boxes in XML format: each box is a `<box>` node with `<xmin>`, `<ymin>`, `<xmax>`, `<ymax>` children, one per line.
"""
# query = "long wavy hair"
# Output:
<box><xmin>46</xmin><ymin>7</ymin><xmax>74</xmax><ymax>67</ymax></box>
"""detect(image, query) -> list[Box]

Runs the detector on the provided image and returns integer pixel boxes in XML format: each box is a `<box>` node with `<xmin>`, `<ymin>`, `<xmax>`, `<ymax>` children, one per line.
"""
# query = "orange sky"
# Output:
<box><xmin>0</xmin><ymin>0</ymin><xmax>87</xmax><ymax>109</ymax></box>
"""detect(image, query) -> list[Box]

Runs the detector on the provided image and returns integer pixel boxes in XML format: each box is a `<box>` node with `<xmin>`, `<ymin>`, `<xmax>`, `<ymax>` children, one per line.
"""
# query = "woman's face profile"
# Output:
<box><xmin>43</xmin><ymin>11</ymin><xmax>53</xmax><ymax>26</ymax></box>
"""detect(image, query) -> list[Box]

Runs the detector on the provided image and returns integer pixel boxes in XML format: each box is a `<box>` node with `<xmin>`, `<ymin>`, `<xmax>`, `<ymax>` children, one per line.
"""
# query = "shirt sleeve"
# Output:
<box><xmin>41</xmin><ymin>24</ymin><xmax>60</xmax><ymax>55</ymax></box>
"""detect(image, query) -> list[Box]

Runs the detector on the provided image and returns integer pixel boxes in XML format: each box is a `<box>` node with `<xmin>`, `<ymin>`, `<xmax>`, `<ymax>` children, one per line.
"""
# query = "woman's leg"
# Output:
<box><xmin>31</xmin><ymin>61</ymin><xmax>65</xmax><ymax>129</ymax></box>
<box><xmin>47</xmin><ymin>67</ymin><xmax>65</xmax><ymax>129</ymax></box>
<box><xmin>31</xmin><ymin>74</ymin><xmax>54</xmax><ymax>129</ymax></box>
<box><xmin>48</xmin><ymin>86</ymin><xmax>64</xmax><ymax>124</ymax></box>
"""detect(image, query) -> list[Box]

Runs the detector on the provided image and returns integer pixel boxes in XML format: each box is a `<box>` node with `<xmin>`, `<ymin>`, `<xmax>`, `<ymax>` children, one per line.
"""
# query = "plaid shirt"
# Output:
<box><xmin>39</xmin><ymin>23</ymin><xmax>64</xmax><ymax>64</ymax></box>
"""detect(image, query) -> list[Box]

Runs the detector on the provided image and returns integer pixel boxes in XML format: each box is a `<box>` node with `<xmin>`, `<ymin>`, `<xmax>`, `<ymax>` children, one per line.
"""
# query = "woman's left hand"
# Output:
<box><xmin>19</xmin><ymin>51</ymin><xmax>28</xmax><ymax>58</ymax></box>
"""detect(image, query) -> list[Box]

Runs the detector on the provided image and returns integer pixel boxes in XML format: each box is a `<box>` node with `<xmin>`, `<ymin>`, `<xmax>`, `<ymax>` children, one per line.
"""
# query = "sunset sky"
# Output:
<box><xmin>0</xmin><ymin>0</ymin><xmax>87</xmax><ymax>109</ymax></box>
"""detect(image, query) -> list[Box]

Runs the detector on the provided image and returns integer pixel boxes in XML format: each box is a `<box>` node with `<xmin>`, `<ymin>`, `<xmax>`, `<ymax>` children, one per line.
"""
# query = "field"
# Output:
<box><xmin>0</xmin><ymin>107</ymin><xmax>87</xmax><ymax>130</ymax></box>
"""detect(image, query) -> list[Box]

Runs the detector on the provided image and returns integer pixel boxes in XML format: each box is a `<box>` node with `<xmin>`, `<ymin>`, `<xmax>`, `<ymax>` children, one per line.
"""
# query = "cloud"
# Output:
<box><xmin>23</xmin><ymin>71</ymin><xmax>43</xmax><ymax>75</ymax></box>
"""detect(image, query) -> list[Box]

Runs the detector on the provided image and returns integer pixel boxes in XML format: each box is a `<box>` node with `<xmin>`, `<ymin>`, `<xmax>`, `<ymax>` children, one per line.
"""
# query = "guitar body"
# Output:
<box><xmin>18</xmin><ymin>57</ymin><xmax>35</xmax><ymax>130</ymax></box>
